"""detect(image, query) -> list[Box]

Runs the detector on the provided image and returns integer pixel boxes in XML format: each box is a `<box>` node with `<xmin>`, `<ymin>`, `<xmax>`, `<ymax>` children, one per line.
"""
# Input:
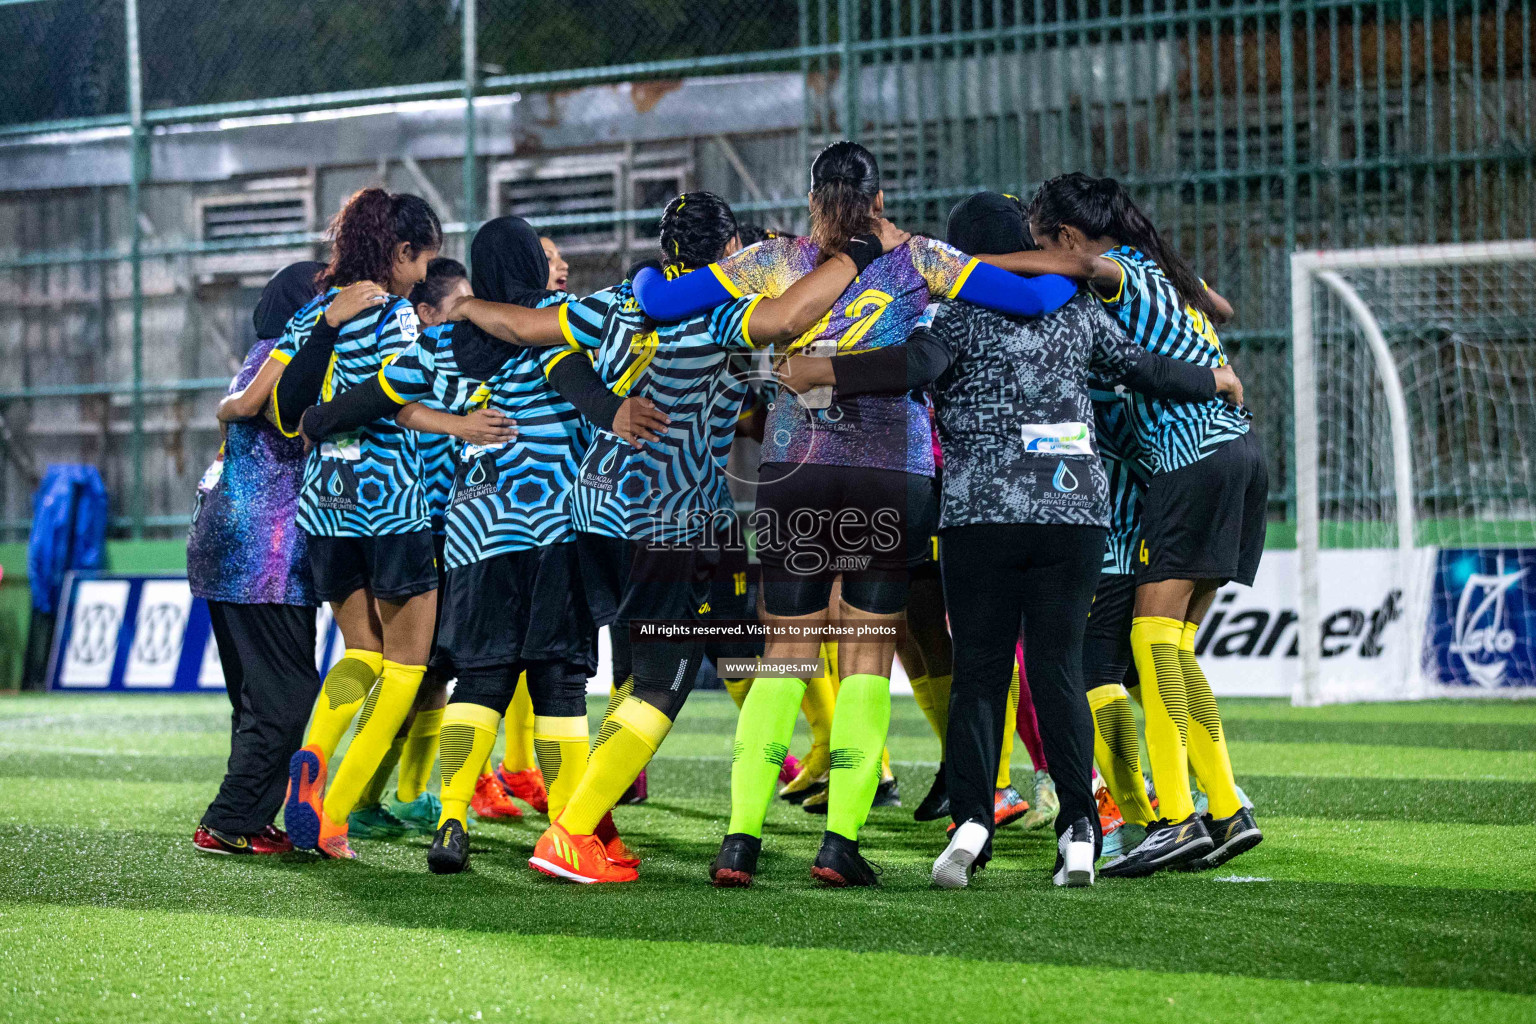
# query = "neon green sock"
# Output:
<box><xmin>727</xmin><ymin>676</ymin><xmax>807</xmax><ymax>838</ymax></box>
<box><xmin>826</xmin><ymin>673</ymin><xmax>891</xmax><ymax>842</ymax></box>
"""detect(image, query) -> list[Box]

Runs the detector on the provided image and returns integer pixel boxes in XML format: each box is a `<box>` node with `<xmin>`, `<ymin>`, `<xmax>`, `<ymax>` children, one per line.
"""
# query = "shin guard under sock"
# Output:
<box><xmin>436</xmin><ymin>703</ymin><xmax>502</xmax><ymax>828</ymax></box>
<box><xmin>1088</xmin><ymin>683</ymin><xmax>1156</xmax><ymax>826</ymax></box>
<box><xmin>396</xmin><ymin>707</ymin><xmax>443</xmax><ymax>803</ymax></box>
<box><xmin>826</xmin><ymin>673</ymin><xmax>891</xmax><ymax>841</ymax></box>
<box><xmin>1130</xmin><ymin>616</ymin><xmax>1195</xmax><ymax>822</ymax></box>
<box><xmin>1180</xmin><ymin>621</ymin><xmax>1243</xmax><ymax>819</ymax></box>
<box><xmin>534</xmin><ymin>714</ymin><xmax>590</xmax><ymax>821</ymax></box>
<box><xmin>728</xmin><ymin>677</ymin><xmax>807</xmax><ymax>838</ymax></box>
<box><xmin>559</xmin><ymin>696</ymin><xmax>671</xmax><ymax>835</ymax></box>
<box><xmin>322</xmin><ymin>660</ymin><xmax>425</xmax><ymax>825</ymax></box>
<box><xmin>306</xmin><ymin>649</ymin><xmax>382</xmax><ymax>760</ymax></box>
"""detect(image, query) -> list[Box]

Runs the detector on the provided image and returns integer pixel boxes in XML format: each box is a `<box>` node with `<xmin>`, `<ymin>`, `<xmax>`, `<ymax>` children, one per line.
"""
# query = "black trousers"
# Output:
<box><xmin>940</xmin><ymin>522</ymin><xmax>1105</xmax><ymax>839</ymax></box>
<box><xmin>201</xmin><ymin>601</ymin><xmax>320</xmax><ymax>835</ymax></box>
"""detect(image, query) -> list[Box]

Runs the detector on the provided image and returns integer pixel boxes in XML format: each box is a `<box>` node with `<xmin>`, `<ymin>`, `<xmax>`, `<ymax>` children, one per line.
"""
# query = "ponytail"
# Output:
<box><xmin>320</xmin><ymin>188</ymin><xmax>443</xmax><ymax>290</ymax></box>
<box><xmin>1030</xmin><ymin>172</ymin><xmax>1217</xmax><ymax>319</ymax></box>
<box><xmin>808</xmin><ymin>141</ymin><xmax>881</xmax><ymax>261</ymax></box>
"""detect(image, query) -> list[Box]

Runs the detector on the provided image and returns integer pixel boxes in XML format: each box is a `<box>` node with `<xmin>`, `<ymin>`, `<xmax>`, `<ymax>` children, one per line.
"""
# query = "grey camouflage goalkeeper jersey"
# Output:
<box><xmin>921</xmin><ymin>291</ymin><xmax>1148</xmax><ymax>530</ymax></box>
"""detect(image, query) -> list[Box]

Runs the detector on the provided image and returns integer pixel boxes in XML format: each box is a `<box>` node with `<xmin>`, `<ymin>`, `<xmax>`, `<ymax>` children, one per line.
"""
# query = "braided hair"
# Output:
<box><xmin>658</xmin><ymin>192</ymin><xmax>739</xmax><ymax>272</ymax></box>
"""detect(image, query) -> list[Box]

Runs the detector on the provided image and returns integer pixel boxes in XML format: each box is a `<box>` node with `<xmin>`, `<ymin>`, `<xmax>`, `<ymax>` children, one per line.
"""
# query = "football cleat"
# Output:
<box><xmin>993</xmin><ymin>785</ymin><xmax>1030</xmax><ymax>828</ymax></box>
<box><xmin>529</xmin><ymin>823</ymin><xmax>638</xmax><ymax>883</ymax></box>
<box><xmin>1181</xmin><ymin>807</ymin><xmax>1263</xmax><ymax>872</ymax></box>
<box><xmin>252</xmin><ymin>825</ymin><xmax>293</xmax><ymax>855</ymax></box>
<box><xmin>390</xmin><ymin>791</ymin><xmax>442</xmax><ymax>834</ymax></box>
<box><xmin>283</xmin><ymin>744</ymin><xmax>328</xmax><ymax>853</ymax></box>
<box><xmin>872</xmin><ymin>775</ymin><xmax>902</xmax><ymax>808</ymax></box>
<box><xmin>1052</xmin><ymin>817</ymin><xmax>1097</xmax><ymax>887</ymax></box>
<box><xmin>192</xmin><ymin>824</ymin><xmax>253</xmax><ymax>855</ymax></box>
<box><xmin>810</xmin><ymin>831</ymin><xmax>882</xmax><ymax>888</ymax></box>
<box><xmin>594</xmin><ymin>811</ymin><xmax>640</xmax><ymax>868</ymax></box>
<box><xmin>802</xmin><ymin>788</ymin><xmax>828</xmax><ymax>815</ymax></box>
<box><xmin>495</xmin><ymin>765</ymin><xmax>549</xmax><ymax>814</ymax></box>
<box><xmin>710</xmin><ymin>833</ymin><xmax>762</xmax><ymax>888</ymax></box>
<box><xmin>1096</xmin><ymin>780</ymin><xmax>1125</xmax><ymax>837</ymax></box>
<box><xmin>347</xmin><ymin>802</ymin><xmax>409</xmax><ymax>839</ymax></box>
<box><xmin>618</xmin><ymin>769</ymin><xmax>648</xmax><ymax>805</ymax></box>
<box><xmin>1098</xmin><ymin>813</ymin><xmax>1213</xmax><ymax>878</ymax></box>
<box><xmin>1019</xmin><ymin>770</ymin><xmax>1058</xmax><ymax>831</ymax></box>
<box><xmin>1099</xmin><ymin>821</ymin><xmax>1146</xmax><ymax>863</ymax></box>
<box><xmin>913</xmin><ymin>762</ymin><xmax>950</xmax><ymax>822</ymax></box>
<box><xmin>316</xmin><ymin>814</ymin><xmax>357</xmax><ymax>860</ymax></box>
<box><xmin>427</xmin><ymin>819</ymin><xmax>470</xmax><ymax>875</ymax></box>
<box><xmin>931</xmin><ymin>819</ymin><xmax>990</xmax><ymax>889</ymax></box>
<box><xmin>471</xmin><ymin>772</ymin><xmax>523</xmax><ymax>820</ymax></box>
<box><xmin>778</xmin><ymin>766</ymin><xmax>828</xmax><ymax>805</ymax></box>
<box><xmin>778</xmin><ymin>752</ymin><xmax>803</xmax><ymax>786</ymax></box>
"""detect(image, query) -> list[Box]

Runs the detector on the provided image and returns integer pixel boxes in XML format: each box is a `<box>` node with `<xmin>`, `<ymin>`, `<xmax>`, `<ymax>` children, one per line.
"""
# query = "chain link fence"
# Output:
<box><xmin>0</xmin><ymin>0</ymin><xmax>1532</xmax><ymax>538</ymax></box>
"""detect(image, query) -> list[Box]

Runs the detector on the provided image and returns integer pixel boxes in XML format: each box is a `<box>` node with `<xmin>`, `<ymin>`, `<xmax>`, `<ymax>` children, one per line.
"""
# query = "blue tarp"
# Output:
<box><xmin>27</xmin><ymin>465</ymin><xmax>108</xmax><ymax>614</ymax></box>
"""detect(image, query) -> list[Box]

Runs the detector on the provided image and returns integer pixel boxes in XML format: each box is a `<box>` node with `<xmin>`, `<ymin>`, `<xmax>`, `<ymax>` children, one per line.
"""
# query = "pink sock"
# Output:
<box><xmin>1014</xmin><ymin>641</ymin><xmax>1048</xmax><ymax>772</ymax></box>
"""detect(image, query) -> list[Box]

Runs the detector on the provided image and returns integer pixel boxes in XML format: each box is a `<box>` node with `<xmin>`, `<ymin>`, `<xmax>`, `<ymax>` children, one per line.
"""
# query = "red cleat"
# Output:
<box><xmin>192</xmin><ymin>825</ymin><xmax>253</xmax><ymax>855</ymax></box>
<box><xmin>594</xmin><ymin>811</ymin><xmax>640</xmax><ymax>868</ymax></box>
<box><xmin>283</xmin><ymin>744</ymin><xmax>328</xmax><ymax>852</ymax></box>
<box><xmin>471</xmin><ymin>772</ymin><xmax>523</xmax><ymax>820</ymax></box>
<box><xmin>993</xmin><ymin>786</ymin><xmax>1030</xmax><ymax>828</ymax></box>
<box><xmin>529</xmin><ymin>823</ymin><xmax>638</xmax><ymax>883</ymax></box>
<box><xmin>1097</xmin><ymin>782</ymin><xmax>1125</xmax><ymax>836</ymax></box>
<box><xmin>317</xmin><ymin>814</ymin><xmax>357</xmax><ymax>860</ymax></box>
<box><xmin>252</xmin><ymin>825</ymin><xmax>293</xmax><ymax>855</ymax></box>
<box><xmin>495</xmin><ymin>765</ymin><xmax>549</xmax><ymax>814</ymax></box>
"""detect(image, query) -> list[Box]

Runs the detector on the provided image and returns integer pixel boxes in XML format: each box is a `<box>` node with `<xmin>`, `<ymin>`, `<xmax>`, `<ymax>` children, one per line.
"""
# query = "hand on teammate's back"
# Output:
<box><xmin>875</xmin><ymin>217</ymin><xmax>911</xmax><ymax>253</ymax></box>
<box><xmin>775</xmin><ymin>354</ymin><xmax>835</xmax><ymax>394</ymax></box>
<box><xmin>612</xmin><ymin>397</ymin><xmax>670</xmax><ymax>448</ymax></box>
<box><xmin>457</xmin><ymin>408</ymin><xmax>518</xmax><ymax>445</ymax></box>
<box><xmin>1213</xmin><ymin>365</ymin><xmax>1244</xmax><ymax>407</ymax></box>
<box><xmin>324</xmin><ymin>280</ymin><xmax>389</xmax><ymax>326</ymax></box>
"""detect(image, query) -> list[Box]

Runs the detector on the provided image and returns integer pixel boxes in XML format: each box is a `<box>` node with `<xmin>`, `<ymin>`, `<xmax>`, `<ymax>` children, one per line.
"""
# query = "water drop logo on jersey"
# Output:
<box><xmin>1431</xmin><ymin>549</ymin><xmax>1536</xmax><ymax>689</ymax></box>
<box><xmin>316</xmin><ymin>464</ymin><xmax>358</xmax><ymax>510</ymax></box>
<box><xmin>453</xmin><ymin>451</ymin><xmax>500</xmax><ymax>504</ymax></box>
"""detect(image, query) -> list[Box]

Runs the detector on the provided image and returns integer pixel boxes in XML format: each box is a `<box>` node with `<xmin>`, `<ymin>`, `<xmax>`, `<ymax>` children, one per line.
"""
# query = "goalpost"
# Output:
<box><xmin>1290</xmin><ymin>241</ymin><xmax>1536</xmax><ymax>704</ymax></box>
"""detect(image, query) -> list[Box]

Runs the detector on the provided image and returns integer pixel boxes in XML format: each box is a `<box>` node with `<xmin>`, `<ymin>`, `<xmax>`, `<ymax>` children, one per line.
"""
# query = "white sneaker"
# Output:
<box><xmin>931</xmin><ymin>820</ymin><xmax>990</xmax><ymax>889</ymax></box>
<box><xmin>1053</xmin><ymin>817</ymin><xmax>1096</xmax><ymax>887</ymax></box>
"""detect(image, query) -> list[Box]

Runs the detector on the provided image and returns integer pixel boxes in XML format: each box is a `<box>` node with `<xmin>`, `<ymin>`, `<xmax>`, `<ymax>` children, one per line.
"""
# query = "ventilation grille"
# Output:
<box><xmin>200</xmin><ymin>195</ymin><xmax>310</xmax><ymax>241</ymax></box>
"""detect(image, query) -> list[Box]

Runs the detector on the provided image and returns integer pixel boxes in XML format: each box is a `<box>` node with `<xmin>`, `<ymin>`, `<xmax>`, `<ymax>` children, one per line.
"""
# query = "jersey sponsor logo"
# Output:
<box><xmin>1023</xmin><ymin>422</ymin><xmax>1092</xmax><ymax>455</ymax></box>
<box><xmin>395</xmin><ymin>306</ymin><xmax>420</xmax><ymax>343</ymax></box>
<box><xmin>318</xmin><ymin>465</ymin><xmax>358</xmax><ymax>511</ymax></box>
<box><xmin>579</xmin><ymin>435</ymin><xmax>627</xmax><ymax>493</ymax></box>
<box><xmin>452</xmin><ymin>453</ymin><xmax>500</xmax><ymax>505</ymax></box>
<box><xmin>1052</xmin><ymin>460</ymin><xmax>1080</xmax><ymax>492</ymax></box>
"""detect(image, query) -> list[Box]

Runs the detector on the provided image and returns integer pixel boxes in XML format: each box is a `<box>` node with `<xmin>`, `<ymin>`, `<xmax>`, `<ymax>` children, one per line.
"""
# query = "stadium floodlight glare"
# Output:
<box><xmin>1290</xmin><ymin>240</ymin><xmax>1536</xmax><ymax>705</ymax></box>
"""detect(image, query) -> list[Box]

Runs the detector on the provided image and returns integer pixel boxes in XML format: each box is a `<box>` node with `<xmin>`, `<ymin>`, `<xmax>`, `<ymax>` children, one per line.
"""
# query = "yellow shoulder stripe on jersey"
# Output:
<box><xmin>709</xmin><ymin>263</ymin><xmax>744</xmax><ymax>299</ymax></box>
<box><xmin>542</xmin><ymin>343</ymin><xmax>584</xmax><ymax>379</ymax></box>
<box><xmin>558</xmin><ymin>303</ymin><xmax>578</xmax><ymax>347</ymax></box>
<box><xmin>271</xmin><ymin>385</ymin><xmax>301</xmax><ymax>438</ymax></box>
<box><xmin>1095</xmin><ymin>258</ymin><xmax>1127</xmax><ymax>305</ymax></box>
<box><xmin>946</xmin><ymin>258</ymin><xmax>980</xmax><ymax>300</ymax></box>
<box><xmin>376</xmin><ymin>366</ymin><xmax>409</xmax><ymax>406</ymax></box>
<box><xmin>737</xmin><ymin>293</ymin><xmax>767</xmax><ymax>349</ymax></box>
<box><xmin>612</xmin><ymin>331</ymin><xmax>658</xmax><ymax>396</ymax></box>
<box><xmin>269</xmin><ymin>348</ymin><xmax>292</xmax><ymax>365</ymax></box>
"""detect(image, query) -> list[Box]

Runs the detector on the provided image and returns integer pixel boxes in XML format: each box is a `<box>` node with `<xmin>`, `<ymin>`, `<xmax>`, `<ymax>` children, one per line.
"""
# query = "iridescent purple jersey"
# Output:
<box><xmin>711</xmin><ymin>235</ymin><xmax>973</xmax><ymax>476</ymax></box>
<box><xmin>187</xmin><ymin>337</ymin><xmax>316</xmax><ymax>606</ymax></box>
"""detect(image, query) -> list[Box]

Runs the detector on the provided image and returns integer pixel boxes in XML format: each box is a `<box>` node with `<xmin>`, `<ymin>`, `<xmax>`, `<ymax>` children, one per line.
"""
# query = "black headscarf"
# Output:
<box><xmin>945</xmin><ymin>192</ymin><xmax>1030</xmax><ymax>257</ymax></box>
<box><xmin>252</xmin><ymin>261</ymin><xmax>325</xmax><ymax>339</ymax></box>
<box><xmin>471</xmin><ymin>216</ymin><xmax>556</xmax><ymax>308</ymax></box>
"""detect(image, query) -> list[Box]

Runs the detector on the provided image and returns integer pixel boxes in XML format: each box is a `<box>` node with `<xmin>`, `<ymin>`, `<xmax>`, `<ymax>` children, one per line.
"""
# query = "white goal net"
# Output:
<box><xmin>1290</xmin><ymin>241</ymin><xmax>1536</xmax><ymax>704</ymax></box>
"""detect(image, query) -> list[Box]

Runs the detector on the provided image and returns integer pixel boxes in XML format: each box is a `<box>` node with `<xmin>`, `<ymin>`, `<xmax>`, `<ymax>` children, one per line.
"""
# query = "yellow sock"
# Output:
<box><xmin>1130</xmin><ymin>616</ymin><xmax>1195</xmax><ymax>822</ymax></box>
<box><xmin>480</xmin><ymin>752</ymin><xmax>495</xmax><ymax>778</ymax></box>
<box><xmin>880</xmin><ymin>746</ymin><xmax>894</xmax><ymax>782</ymax></box>
<box><xmin>911</xmin><ymin>672</ymin><xmax>951</xmax><ymax>755</ymax></box>
<box><xmin>996</xmin><ymin>666</ymin><xmax>1019</xmax><ymax>789</ymax></box>
<box><xmin>603</xmin><ymin>675</ymin><xmax>635</xmax><ymax>724</ymax></box>
<box><xmin>396</xmin><ymin>707</ymin><xmax>443</xmax><ymax>802</ymax></box>
<box><xmin>798</xmin><ymin>648</ymin><xmax>838</xmax><ymax>777</ymax></box>
<box><xmin>1088</xmin><ymin>683</ymin><xmax>1156</xmax><ymax>826</ymax></box>
<box><xmin>1180</xmin><ymin>621</ymin><xmax>1243</xmax><ymax>819</ymax></box>
<box><xmin>723</xmin><ymin>676</ymin><xmax>753</xmax><ymax>708</ymax></box>
<box><xmin>305</xmin><ymin>649</ymin><xmax>383</xmax><ymax>760</ymax></box>
<box><xmin>534</xmin><ymin>715</ymin><xmax>590</xmax><ymax>820</ymax></box>
<box><xmin>322</xmin><ymin>660</ymin><xmax>425</xmax><ymax>825</ymax></box>
<box><xmin>361</xmin><ymin>736</ymin><xmax>404</xmax><ymax>806</ymax></box>
<box><xmin>559</xmin><ymin>696</ymin><xmax>671</xmax><ymax>835</ymax></box>
<box><xmin>436</xmin><ymin>703</ymin><xmax>502</xmax><ymax>828</ymax></box>
<box><xmin>500</xmin><ymin>674</ymin><xmax>537</xmax><ymax>772</ymax></box>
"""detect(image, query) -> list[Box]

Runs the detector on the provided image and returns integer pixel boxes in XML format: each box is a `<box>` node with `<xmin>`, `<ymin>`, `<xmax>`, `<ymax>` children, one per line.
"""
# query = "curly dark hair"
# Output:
<box><xmin>808</xmin><ymin>140</ymin><xmax>881</xmax><ymax>261</ymax></box>
<box><xmin>1029</xmin><ymin>172</ymin><xmax>1217</xmax><ymax>319</ymax></box>
<box><xmin>736</xmin><ymin>222</ymin><xmax>785</xmax><ymax>247</ymax></box>
<box><xmin>408</xmin><ymin>257</ymin><xmax>467</xmax><ymax>309</ymax></box>
<box><xmin>319</xmin><ymin>188</ymin><xmax>443</xmax><ymax>290</ymax></box>
<box><xmin>658</xmin><ymin>191</ymin><xmax>738</xmax><ymax>271</ymax></box>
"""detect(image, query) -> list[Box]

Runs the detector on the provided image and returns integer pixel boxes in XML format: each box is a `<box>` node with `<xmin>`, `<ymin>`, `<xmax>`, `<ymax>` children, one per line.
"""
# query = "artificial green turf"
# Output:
<box><xmin>1</xmin><ymin>693</ymin><xmax>1534</xmax><ymax>1023</ymax></box>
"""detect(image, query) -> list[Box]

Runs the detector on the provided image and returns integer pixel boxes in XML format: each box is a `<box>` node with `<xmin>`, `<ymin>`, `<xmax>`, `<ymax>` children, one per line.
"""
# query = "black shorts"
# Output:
<box><xmin>435</xmin><ymin>541</ymin><xmax>598</xmax><ymax>675</ymax></box>
<box><xmin>307</xmin><ymin>530</ymin><xmax>439</xmax><ymax>604</ymax></box>
<box><xmin>1137</xmin><ymin>428</ymin><xmax>1268</xmax><ymax>587</ymax></box>
<box><xmin>1082</xmin><ymin>572</ymin><xmax>1137</xmax><ymax>691</ymax></box>
<box><xmin>706</xmin><ymin>541</ymin><xmax>763</xmax><ymax>661</ymax></box>
<box><xmin>576</xmin><ymin>531</ymin><xmax>721</xmax><ymax>629</ymax></box>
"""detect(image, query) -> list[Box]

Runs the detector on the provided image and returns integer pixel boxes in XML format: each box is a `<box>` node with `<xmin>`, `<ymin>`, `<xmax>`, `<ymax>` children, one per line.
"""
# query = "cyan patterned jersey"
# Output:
<box><xmin>558</xmin><ymin>278</ymin><xmax>759</xmax><ymax>543</ymax></box>
<box><xmin>380</xmin><ymin>294</ymin><xmax>591</xmax><ymax>569</ymax></box>
<box><xmin>279</xmin><ymin>290</ymin><xmax>430</xmax><ymax>538</ymax></box>
<box><xmin>1091</xmin><ymin>385</ymin><xmax>1151</xmax><ymax>575</ymax></box>
<box><xmin>415</xmin><ymin>397</ymin><xmax>457</xmax><ymax>538</ymax></box>
<box><xmin>1098</xmin><ymin>245</ymin><xmax>1251</xmax><ymax>475</ymax></box>
<box><xmin>709</xmin><ymin>234</ymin><xmax>976</xmax><ymax>476</ymax></box>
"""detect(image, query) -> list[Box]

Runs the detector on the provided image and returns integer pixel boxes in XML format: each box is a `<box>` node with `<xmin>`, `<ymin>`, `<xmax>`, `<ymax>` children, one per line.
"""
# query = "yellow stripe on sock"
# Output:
<box><xmin>1130</xmin><ymin>616</ymin><xmax>1194</xmax><ymax>822</ymax></box>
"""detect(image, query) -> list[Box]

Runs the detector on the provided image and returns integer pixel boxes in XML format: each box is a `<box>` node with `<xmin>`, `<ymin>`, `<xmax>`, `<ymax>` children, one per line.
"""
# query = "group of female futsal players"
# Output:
<box><xmin>192</xmin><ymin>140</ymin><xmax>1265</xmax><ymax>889</ymax></box>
